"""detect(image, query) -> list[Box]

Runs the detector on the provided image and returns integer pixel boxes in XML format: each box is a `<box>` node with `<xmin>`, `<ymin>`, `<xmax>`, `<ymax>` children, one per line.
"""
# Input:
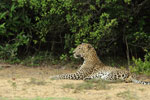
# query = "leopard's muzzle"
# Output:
<box><xmin>74</xmin><ymin>53</ymin><xmax>81</xmax><ymax>58</ymax></box>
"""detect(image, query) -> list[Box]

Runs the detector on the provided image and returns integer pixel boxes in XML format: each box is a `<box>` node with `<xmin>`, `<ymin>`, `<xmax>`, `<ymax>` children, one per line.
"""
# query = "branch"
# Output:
<box><xmin>134</xmin><ymin>0</ymin><xmax>149</xmax><ymax>15</ymax></box>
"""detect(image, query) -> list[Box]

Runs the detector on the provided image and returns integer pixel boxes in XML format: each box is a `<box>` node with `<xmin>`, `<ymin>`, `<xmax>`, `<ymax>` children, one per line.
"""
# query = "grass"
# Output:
<box><xmin>63</xmin><ymin>83</ymin><xmax>75</xmax><ymax>89</ymax></box>
<box><xmin>63</xmin><ymin>79</ymin><xmax>110</xmax><ymax>93</ymax></box>
<box><xmin>26</xmin><ymin>78</ymin><xmax>46</xmax><ymax>85</ymax></box>
<box><xmin>0</xmin><ymin>97</ymin><xmax>75</xmax><ymax>100</ymax></box>
<box><xmin>117</xmin><ymin>90</ymin><xmax>139</xmax><ymax>100</ymax></box>
<box><xmin>138</xmin><ymin>88</ymin><xmax>145</xmax><ymax>92</ymax></box>
<box><xmin>0</xmin><ymin>66</ymin><xmax>3</xmax><ymax>70</ymax></box>
<box><xmin>102</xmin><ymin>56</ymin><xmax>128</xmax><ymax>68</ymax></box>
<box><xmin>21</xmin><ymin>51</ymin><xmax>59</xmax><ymax>67</ymax></box>
<box><xmin>7</xmin><ymin>80</ymin><xmax>17</xmax><ymax>89</ymax></box>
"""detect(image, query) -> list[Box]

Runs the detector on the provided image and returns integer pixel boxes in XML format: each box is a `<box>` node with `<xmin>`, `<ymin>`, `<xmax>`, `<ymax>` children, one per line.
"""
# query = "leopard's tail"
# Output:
<box><xmin>131</xmin><ymin>78</ymin><xmax>150</xmax><ymax>85</ymax></box>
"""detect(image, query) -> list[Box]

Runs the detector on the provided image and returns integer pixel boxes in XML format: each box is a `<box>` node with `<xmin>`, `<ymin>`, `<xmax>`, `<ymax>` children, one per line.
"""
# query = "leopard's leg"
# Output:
<box><xmin>50</xmin><ymin>72</ymin><xmax>84</xmax><ymax>80</ymax></box>
<box><xmin>50</xmin><ymin>67</ymin><xmax>92</xmax><ymax>80</ymax></box>
<box><xmin>83</xmin><ymin>71</ymin><xmax>111</xmax><ymax>81</ymax></box>
<box><xmin>84</xmin><ymin>70</ymin><xmax>129</xmax><ymax>82</ymax></box>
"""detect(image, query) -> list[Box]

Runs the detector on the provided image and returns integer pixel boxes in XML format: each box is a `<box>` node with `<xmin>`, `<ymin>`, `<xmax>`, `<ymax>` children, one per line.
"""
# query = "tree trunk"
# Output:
<box><xmin>125</xmin><ymin>36</ymin><xmax>130</xmax><ymax>66</ymax></box>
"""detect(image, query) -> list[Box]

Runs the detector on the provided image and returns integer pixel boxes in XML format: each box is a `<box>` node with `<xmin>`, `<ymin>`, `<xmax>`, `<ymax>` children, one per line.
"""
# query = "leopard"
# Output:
<box><xmin>50</xmin><ymin>43</ymin><xmax>105</xmax><ymax>80</ymax></box>
<box><xmin>50</xmin><ymin>43</ymin><xmax>150</xmax><ymax>85</ymax></box>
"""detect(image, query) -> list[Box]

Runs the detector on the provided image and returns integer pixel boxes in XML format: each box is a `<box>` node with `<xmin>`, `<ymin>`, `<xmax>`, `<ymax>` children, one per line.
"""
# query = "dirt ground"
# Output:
<box><xmin>0</xmin><ymin>63</ymin><xmax>150</xmax><ymax>100</ymax></box>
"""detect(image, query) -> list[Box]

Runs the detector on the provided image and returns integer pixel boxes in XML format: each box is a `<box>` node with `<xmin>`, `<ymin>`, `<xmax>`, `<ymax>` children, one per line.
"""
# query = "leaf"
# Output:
<box><xmin>0</xmin><ymin>23</ymin><xmax>5</xmax><ymax>28</ymax></box>
<box><xmin>0</xmin><ymin>23</ymin><xmax>6</xmax><ymax>35</ymax></box>
<box><xmin>11</xmin><ymin>3</ymin><xmax>16</xmax><ymax>12</ymax></box>
<box><xmin>0</xmin><ymin>12</ymin><xmax>7</xmax><ymax>20</ymax></box>
<box><xmin>33</xmin><ymin>40</ymin><xmax>38</xmax><ymax>44</ymax></box>
<box><xmin>90</xmin><ymin>5</ymin><xmax>96</xmax><ymax>10</ymax></box>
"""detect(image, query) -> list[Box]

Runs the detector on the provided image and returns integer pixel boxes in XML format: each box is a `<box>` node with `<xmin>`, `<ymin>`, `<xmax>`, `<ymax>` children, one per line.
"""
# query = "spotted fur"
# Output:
<box><xmin>84</xmin><ymin>67</ymin><xmax>150</xmax><ymax>85</ymax></box>
<box><xmin>50</xmin><ymin>43</ymin><xmax>150</xmax><ymax>85</ymax></box>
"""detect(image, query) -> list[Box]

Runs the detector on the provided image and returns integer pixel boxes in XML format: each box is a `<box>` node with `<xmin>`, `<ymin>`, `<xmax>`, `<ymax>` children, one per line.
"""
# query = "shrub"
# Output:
<box><xmin>130</xmin><ymin>52</ymin><xmax>150</xmax><ymax>75</ymax></box>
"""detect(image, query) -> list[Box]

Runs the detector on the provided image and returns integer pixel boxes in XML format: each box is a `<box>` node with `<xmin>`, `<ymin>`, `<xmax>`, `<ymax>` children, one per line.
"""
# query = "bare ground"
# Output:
<box><xmin>0</xmin><ymin>63</ymin><xmax>150</xmax><ymax>100</ymax></box>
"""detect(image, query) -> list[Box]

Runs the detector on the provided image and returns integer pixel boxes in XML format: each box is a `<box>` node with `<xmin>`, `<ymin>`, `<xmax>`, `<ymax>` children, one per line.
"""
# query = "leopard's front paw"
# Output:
<box><xmin>83</xmin><ymin>77</ymin><xmax>92</xmax><ymax>81</ymax></box>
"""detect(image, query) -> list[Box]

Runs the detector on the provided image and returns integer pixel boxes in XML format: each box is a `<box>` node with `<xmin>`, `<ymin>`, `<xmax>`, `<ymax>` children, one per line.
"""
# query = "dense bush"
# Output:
<box><xmin>130</xmin><ymin>52</ymin><xmax>150</xmax><ymax>75</ymax></box>
<box><xmin>0</xmin><ymin>0</ymin><xmax>150</xmax><ymax>70</ymax></box>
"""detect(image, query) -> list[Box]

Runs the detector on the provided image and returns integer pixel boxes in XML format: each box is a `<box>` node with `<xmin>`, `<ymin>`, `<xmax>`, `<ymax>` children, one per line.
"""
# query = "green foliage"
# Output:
<box><xmin>130</xmin><ymin>52</ymin><xmax>150</xmax><ymax>75</ymax></box>
<box><xmin>0</xmin><ymin>33</ymin><xmax>30</xmax><ymax>63</ymax></box>
<box><xmin>0</xmin><ymin>0</ymin><xmax>150</xmax><ymax>71</ymax></box>
<box><xmin>60</xmin><ymin>54</ymin><xmax>68</xmax><ymax>61</ymax></box>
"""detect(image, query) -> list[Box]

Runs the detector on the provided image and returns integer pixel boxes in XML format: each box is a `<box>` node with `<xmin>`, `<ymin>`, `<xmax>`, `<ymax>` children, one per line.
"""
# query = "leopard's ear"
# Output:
<box><xmin>87</xmin><ymin>44</ymin><xmax>92</xmax><ymax>50</ymax></box>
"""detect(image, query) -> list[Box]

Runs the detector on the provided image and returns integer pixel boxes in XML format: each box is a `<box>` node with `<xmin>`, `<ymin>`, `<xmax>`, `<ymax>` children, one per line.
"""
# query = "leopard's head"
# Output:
<box><xmin>73</xmin><ymin>43</ymin><xmax>93</xmax><ymax>58</ymax></box>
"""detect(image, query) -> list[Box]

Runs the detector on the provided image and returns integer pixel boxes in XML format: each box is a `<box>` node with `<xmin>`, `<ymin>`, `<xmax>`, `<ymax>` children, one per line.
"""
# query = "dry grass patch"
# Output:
<box><xmin>0</xmin><ymin>97</ymin><xmax>75</xmax><ymax>100</ymax></box>
<box><xmin>7</xmin><ymin>80</ymin><xmax>17</xmax><ymax>89</ymax></box>
<box><xmin>26</xmin><ymin>78</ymin><xmax>47</xmax><ymax>85</ymax></box>
<box><xmin>117</xmin><ymin>90</ymin><xmax>139</xmax><ymax>100</ymax></box>
<box><xmin>63</xmin><ymin>79</ymin><xmax>110</xmax><ymax>93</ymax></box>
